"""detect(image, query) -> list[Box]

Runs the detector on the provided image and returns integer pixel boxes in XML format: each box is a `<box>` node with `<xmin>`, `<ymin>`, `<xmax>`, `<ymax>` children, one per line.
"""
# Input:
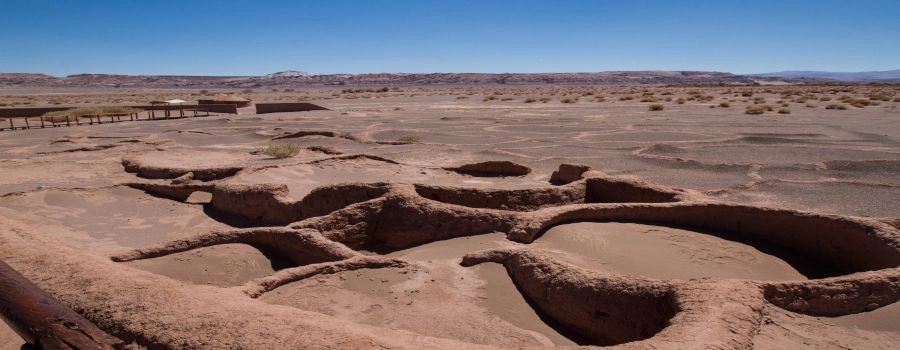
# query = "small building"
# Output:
<box><xmin>198</xmin><ymin>94</ymin><xmax>252</xmax><ymax>108</ymax></box>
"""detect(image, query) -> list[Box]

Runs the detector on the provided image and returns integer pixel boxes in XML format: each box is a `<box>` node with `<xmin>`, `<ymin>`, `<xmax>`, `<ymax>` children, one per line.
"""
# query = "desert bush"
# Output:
<box><xmin>258</xmin><ymin>143</ymin><xmax>301</xmax><ymax>159</ymax></box>
<box><xmin>745</xmin><ymin>104</ymin><xmax>768</xmax><ymax>115</ymax></box>
<box><xmin>778</xmin><ymin>108</ymin><xmax>791</xmax><ymax>114</ymax></box>
<box><xmin>524</xmin><ymin>98</ymin><xmax>537</xmax><ymax>103</ymax></box>
<box><xmin>639</xmin><ymin>97</ymin><xmax>657</xmax><ymax>102</ymax></box>
<box><xmin>819</xmin><ymin>96</ymin><xmax>832</xmax><ymax>101</ymax></box>
<box><xmin>675</xmin><ymin>98</ymin><xmax>685</xmax><ymax>104</ymax></box>
<box><xmin>648</xmin><ymin>104</ymin><xmax>664</xmax><ymax>111</ymax></box>
<box><xmin>718</xmin><ymin>102</ymin><xmax>730</xmax><ymax>108</ymax></box>
<box><xmin>483</xmin><ymin>95</ymin><xmax>497</xmax><ymax>101</ymax></box>
<box><xmin>741</xmin><ymin>91</ymin><xmax>753</xmax><ymax>97</ymax></box>
<box><xmin>397</xmin><ymin>134</ymin><xmax>420</xmax><ymax>143</ymax></box>
<box><xmin>457</xmin><ymin>96</ymin><xmax>468</xmax><ymax>99</ymax></box>
<box><xmin>806</xmin><ymin>103</ymin><xmax>816</xmax><ymax>108</ymax></box>
<box><xmin>825</xmin><ymin>104</ymin><xmax>847</xmax><ymax>110</ymax></box>
<box><xmin>850</xmin><ymin>99</ymin><xmax>870</xmax><ymax>108</ymax></box>
<box><xmin>561</xmin><ymin>97</ymin><xmax>579</xmax><ymax>104</ymax></box>
<box><xmin>868</xmin><ymin>93</ymin><xmax>892</xmax><ymax>101</ymax></box>
<box><xmin>619</xmin><ymin>96</ymin><xmax>634</xmax><ymax>101</ymax></box>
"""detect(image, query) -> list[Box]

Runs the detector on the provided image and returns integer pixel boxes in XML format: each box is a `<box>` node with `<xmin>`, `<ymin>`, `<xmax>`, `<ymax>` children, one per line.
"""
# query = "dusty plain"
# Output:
<box><xmin>1</xmin><ymin>85</ymin><xmax>899</xmax><ymax>349</ymax></box>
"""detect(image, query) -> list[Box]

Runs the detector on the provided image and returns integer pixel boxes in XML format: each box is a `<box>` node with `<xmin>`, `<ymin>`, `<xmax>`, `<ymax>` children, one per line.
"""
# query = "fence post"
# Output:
<box><xmin>0</xmin><ymin>260</ymin><xmax>124</xmax><ymax>349</ymax></box>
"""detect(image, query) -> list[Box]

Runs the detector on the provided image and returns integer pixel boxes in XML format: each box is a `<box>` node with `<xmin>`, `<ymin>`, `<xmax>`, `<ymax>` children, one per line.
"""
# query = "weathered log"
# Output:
<box><xmin>0</xmin><ymin>260</ymin><xmax>123</xmax><ymax>349</ymax></box>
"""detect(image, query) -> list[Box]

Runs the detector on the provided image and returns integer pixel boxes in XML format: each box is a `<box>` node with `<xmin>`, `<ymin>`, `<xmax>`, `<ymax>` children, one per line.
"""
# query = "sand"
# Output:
<box><xmin>533</xmin><ymin>222</ymin><xmax>809</xmax><ymax>281</ymax></box>
<box><xmin>0</xmin><ymin>85</ymin><xmax>899</xmax><ymax>348</ymax></box>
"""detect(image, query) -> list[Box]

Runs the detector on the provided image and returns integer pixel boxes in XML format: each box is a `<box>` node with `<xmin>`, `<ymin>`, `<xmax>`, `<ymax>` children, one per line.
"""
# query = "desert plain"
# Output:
<box><xmin>1</xmin><ymin>85</ymin><xmax>899</xmax><ymax>349</ymax></box>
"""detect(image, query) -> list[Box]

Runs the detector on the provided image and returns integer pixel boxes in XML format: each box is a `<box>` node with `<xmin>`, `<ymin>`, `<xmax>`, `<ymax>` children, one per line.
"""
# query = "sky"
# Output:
<box><xmin>1</xmin><ymin>0</ymin><xmax>899</xmax><ymax>76</ymax></box>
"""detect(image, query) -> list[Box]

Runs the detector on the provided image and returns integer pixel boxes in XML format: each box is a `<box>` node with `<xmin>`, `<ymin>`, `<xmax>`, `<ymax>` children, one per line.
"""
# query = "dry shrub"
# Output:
<box><xmin>675</xmin><ymin>98</ymin><xmax>686</xmax><ymax>104</ymax></box>
<box><xmin>258</xmin><ymin>143</ymin><xmax>301</xmax><ymax>159</ymax></box>
<box><xmin>524</xmin><ymin>98</ymin><xmax>537</xmax><ymax>103</ymax></box>
<box><xmin>561</xmin><ymin>97</ymin><xmax>579</xmax><ymax>104</ymax></box>
<box><xmin>778</xmin><ymin>108</ymin><xmax>791</xmax><ymax>114</ymax></box>
<box><xmin>398</xmin><ymin>134</ymin><xmax>420</xmax><ymax>143</ymax></box>
<box><xmin>648</xmin><ymin>104</ymin><xmax>664</xmax><ymax>111</ymax></box>
<box><xmin>867</xmin><ymin>93</ymin><xmax>892</xmax><ymax>101</ymax></box>
<box><xmin>825</xmin><ymin>104</ymin><xmax>847</xmax><ymax>110</ymax></box>
<box><xmin>745</xmin><ymin>104</ymin><xmax>768</xmax><ymax>115</ymax></box>
<box><xmin>850</xmin><ymin>99</ymin><xmax>870</xmax><ymax>108</ymax></box>
<box><xmin>718</xmin><ymin>102</ymin><xmax>730</xmax><ymax>108</ymax></box>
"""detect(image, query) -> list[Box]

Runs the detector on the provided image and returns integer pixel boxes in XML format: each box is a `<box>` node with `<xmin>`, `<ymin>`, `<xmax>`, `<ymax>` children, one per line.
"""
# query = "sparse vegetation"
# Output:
<box><xmin>718</xmin><ymin>102</ymin><xmax>730</xmax><ymax>108</ymax></box>
<box><xmin>648</xmin><ymin>104</ymin><xmax>664</xmax><ymax>111</ymax></box>
<box><xmin>524</xmin><ymin>98</ymin><xmax>537</xmax><ymax>103</ymax></box>
<box><xmin>745</xmin><ymin>104</ymin><xmax>768</xmax><ymax>115</ymax></box>
<box><xmin>561</xmin><ymin>97</ymin><xmax>579</xmax><ymax>104</ymax></box>
<box><xmin>778</xmin><ymin>108</ymin><xmax>791</xmax><ymax>114</ymax></box>
<box><xmin>398</xmin><ymin>134</ymin><xmax>420</xmax><ymax>143</ymax></box>
<box><xmin>850</xmin><ymin>99</ymin><xmax>870</xmax><ymax>108</ymax></box>
<box><xmin>258</xmin><ymin>143</ymin><xmax>301</xmax><ymax>159</ymax></box>
<box><xmin>826</xmin><ymin>104</ymin><xmax>847</xmax><ymax>110</ymax></box>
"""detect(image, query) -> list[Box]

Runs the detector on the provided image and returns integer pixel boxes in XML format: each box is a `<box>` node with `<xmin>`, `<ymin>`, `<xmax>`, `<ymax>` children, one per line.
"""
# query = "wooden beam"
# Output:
<box><xmin>0</xmin><ymin>260</ymin><xmax>124</xmax><ymax>349</ymax></box>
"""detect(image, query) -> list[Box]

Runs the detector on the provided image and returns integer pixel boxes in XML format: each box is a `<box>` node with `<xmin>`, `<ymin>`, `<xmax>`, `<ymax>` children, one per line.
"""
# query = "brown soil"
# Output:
<box><xmin>1</xmin><ymin>86</ymin><xmax>899</xmax><ymax>349</ymax></box>
<box><xmin>533</xmin><ymin>222</ymin><xmax>809</xmax><ymax>281</ymax></box>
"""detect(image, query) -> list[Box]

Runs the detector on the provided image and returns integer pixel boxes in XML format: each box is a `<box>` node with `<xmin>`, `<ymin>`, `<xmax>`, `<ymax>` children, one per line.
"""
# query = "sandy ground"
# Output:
<box><xmin>1</xmin><ymin>86</ymin><xmax>899</xmax><ymax>349</ymax></box>
<box><xmin>533</xmin><ymin>222</ymin><xmax>809</xmax><ymax>281</ymax></box>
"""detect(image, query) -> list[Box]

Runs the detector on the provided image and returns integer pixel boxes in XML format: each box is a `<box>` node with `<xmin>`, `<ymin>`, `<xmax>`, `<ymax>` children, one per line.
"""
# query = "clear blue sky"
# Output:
<box><xmin>1</xmin><ymin>0</ymin><xmax>898</xmax><ymax>76</ymax></box>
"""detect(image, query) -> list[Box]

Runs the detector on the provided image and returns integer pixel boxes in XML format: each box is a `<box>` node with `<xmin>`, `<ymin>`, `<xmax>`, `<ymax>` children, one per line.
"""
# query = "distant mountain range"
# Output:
<box><xmin>0</xmin><ymin>69</ymin><xmax>892</xmax><ymax>88</ymax></box>
<box><xmin>748</xmin><ymin>69</ymin><xmax>900</xmax><ymax>83</ymax></box>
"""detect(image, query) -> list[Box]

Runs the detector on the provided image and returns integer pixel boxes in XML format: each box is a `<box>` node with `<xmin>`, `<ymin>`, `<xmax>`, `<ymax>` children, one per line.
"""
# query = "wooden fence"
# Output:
<box><xmin>0</xmin><ymin>104</ymin><xmax>237</xmax><ymax>132</ymax></box>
